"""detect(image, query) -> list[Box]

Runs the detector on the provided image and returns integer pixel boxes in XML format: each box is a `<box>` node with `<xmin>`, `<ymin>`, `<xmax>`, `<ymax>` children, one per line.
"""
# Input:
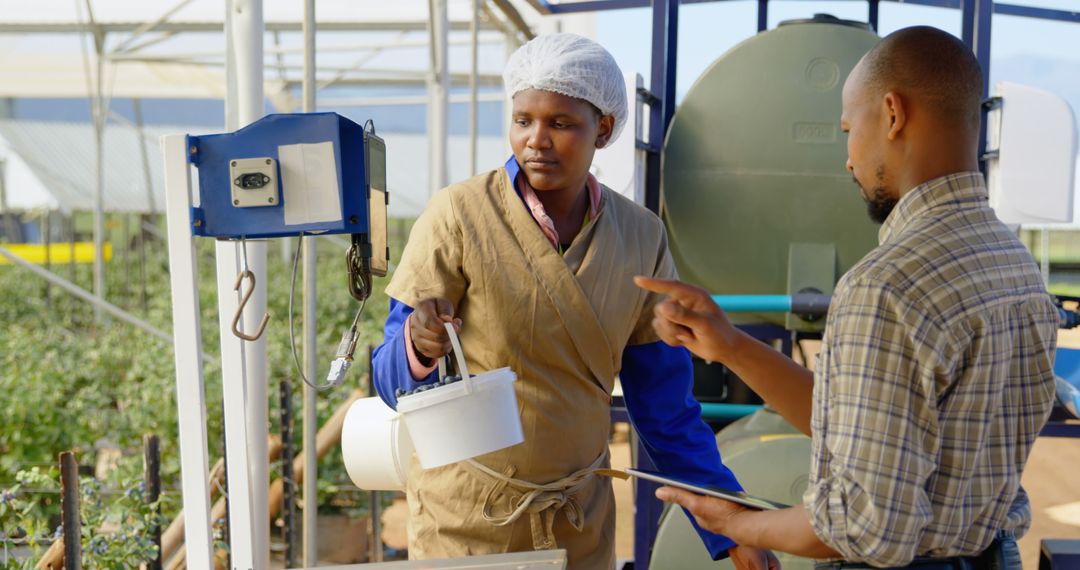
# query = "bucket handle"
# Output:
<box><xmin>436</xmin><ymin>322</ymin><xmax>473</xmax><ymax>395</ymax></box>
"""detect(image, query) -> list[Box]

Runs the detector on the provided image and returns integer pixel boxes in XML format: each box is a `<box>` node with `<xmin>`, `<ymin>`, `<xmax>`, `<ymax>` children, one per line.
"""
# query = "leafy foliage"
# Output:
<box><xmin>0</xmin><ymin>214</ymin><xmax>413</xmax><ymax>565</ymax></box>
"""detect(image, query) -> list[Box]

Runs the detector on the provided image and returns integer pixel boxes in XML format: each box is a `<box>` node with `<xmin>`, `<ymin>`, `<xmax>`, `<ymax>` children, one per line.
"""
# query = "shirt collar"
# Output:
<box><xmin>504</xmin><ymin>154</ymin><xmax>602</xmax><ymax>216</ymax></box>
<box><xmin>879</xmin><ymin>171</ymin><xmax>988</xmax><ymax>245</ymax></box>
<box><xmin>505</xmin><ymin>154</ymin><xmax>522</xmax><ymax>186</ymax></box>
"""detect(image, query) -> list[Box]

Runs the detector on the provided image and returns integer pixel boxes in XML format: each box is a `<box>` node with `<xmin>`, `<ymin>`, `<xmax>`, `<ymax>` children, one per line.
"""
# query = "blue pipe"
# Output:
<box><xmin>712</xmin><ymin>294</ymin><xmax>832</xmax><ymax>316</ymax></box>
<box><xmin>711</xmin><ymin>295</ymin><xmax>792</xmax><ymax>313</ymax></box>
<box><xmin>699</xmin><ymin>403</ymin><xmax>763</xmax><ymax>421</ymax></box>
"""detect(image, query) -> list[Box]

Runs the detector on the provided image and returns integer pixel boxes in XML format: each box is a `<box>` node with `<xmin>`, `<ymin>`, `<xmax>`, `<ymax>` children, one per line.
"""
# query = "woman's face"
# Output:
<box><xmin>509</xmin><ymin>88</ymin><xmax>614</xmax><ymax>193</ymax></box>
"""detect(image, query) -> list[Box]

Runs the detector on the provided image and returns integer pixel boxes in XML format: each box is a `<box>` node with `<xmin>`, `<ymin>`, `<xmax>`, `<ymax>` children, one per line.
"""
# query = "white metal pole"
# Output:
<box><xmin>214</xmin><ymin>240</ymin><xmax>258</xmax><ymax>570</ymax></box>
<box><xmin>302</xmin><ymin>0</ymin><xmax>319</xmax><ymax>566</ymax></box>
<box><xmin>226</xmin><ymin>0</ymin><xmax>269</xmax><ymax>568</ymax></box>
<box><xmin>503</xmin><ymin>35</ymin><xmax>516</xmax><ymax>158</ymax></box>
<box><xmin>428</xmin><ymin>0</ymin><xmax>449</xmax><ymax>196</ymax></box>
<box><xmin>92</xmin><ymin>34</ymin><xmax>106</xmax><ymax>320</ymax></box>
<box><xmin>161</xmin><ymin>134</ymin><xmax>215</xmax><ymax>570</ymax></box>
<box><xmin>469</xmin><ymin>0</ymin><xmax>479</xmax><ymax>177</ymax></box>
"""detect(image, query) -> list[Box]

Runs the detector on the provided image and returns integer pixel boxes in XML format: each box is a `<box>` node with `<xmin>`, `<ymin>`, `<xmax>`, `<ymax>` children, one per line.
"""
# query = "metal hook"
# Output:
<box><xmin>231</xmin><ymin>269</ymin><xmax>269</xmax><ymax>341</ymax></box>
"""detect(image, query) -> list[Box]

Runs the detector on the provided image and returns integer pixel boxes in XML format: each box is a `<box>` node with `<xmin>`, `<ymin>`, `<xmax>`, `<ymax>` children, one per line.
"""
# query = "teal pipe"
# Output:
<box><xmin>699</xmin><ymin>403</ymin><xmax>763</xmax><ymax>421</ymax></box>
<box><xmin>711</xmin><ymin>295</ymin><xmax>792</xmax><ymax>313</ymax></box>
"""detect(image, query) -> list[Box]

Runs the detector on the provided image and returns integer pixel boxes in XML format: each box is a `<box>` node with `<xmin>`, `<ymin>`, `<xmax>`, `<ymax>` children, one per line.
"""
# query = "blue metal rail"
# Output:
<box><xmin>532</xmin><ymin>0</ymin><xmax>1080</xmax><ymax>24</ymax></box>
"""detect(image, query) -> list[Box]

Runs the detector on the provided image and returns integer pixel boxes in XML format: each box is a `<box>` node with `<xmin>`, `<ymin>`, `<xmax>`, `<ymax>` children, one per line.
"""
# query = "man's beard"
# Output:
<box><xmin>856</xmin><ymin>166</ymin><xmax>896</xmax><ymax>224</ymax></box>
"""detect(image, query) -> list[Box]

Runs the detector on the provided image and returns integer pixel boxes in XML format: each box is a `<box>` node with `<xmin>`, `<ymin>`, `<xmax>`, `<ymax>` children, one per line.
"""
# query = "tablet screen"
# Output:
<box><xmin>625</xmin><ymin>468</ymin><xmax>790</xmax><ymax>511</ymax></box>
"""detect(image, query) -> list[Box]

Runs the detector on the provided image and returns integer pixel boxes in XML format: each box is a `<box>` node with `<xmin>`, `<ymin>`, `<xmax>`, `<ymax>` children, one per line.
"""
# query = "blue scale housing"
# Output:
<box><xmin>187</xmin><ymin>112</ymin><xmax>374</xmax><ymax>239</ymax></box>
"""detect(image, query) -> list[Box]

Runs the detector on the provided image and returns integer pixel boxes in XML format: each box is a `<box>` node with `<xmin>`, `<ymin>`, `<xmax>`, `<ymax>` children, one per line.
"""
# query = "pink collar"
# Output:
<box><xmin>515</xmin><ymin>172</ymin><xmax>602</xmax><ymax>251</ymax></box>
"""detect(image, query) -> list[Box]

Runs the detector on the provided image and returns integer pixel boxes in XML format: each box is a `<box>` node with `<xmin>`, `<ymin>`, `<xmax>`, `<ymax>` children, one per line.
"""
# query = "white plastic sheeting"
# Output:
<box><xmin>0</xmin><ymin>119</ymin><xmax>511</xmax><ymax>218</ymax></box>
<box><xmin>0</xmin><ymin>120</ymin><xmax>167</xmax><ymax>213</ymax></box>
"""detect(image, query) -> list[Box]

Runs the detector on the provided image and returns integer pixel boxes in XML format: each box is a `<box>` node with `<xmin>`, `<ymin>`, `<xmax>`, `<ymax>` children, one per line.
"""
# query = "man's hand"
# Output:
<box><xmin>659</xmin><ymin>486</ymin><xmax>840</xmax><ymax>562</ymax></box>
<box><xmin>657</xmin><ymin>485</ymin><xmax>781</xmax><ymax>568</ymax></box>
<box><xmin>634</xmin><ymin>276</ymin><xmax>740</xmax><ymax>364</ymax></box>
<box><xmin>409</xmin><ymin>298</ymin><xmax>462</xmax><ymax>362</ymax></box>
<box><xmin>729</xmin><ymin>545</ymin><xmax>781</xmax><ymax>570</ymax></box>
<box><xmin>656</xmin><ymin>486</ymin><xmax>749</xmax><ymax>536</ymax></box>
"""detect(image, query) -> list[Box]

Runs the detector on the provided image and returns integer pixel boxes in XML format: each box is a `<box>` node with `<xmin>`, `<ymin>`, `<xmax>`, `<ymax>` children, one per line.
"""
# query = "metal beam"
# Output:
<box><xmin>962</xmin><ymin>0</ymin><xmax>992</xmax><ymax>172</ymax></box>
<box><xmin>80</xmin><ymin>0</ymin><xmax>107</xmax><ymax>322</ymax></box>
<box><xmin>429</xmin><ymin>0</ymin><xmax>450</xmax><ymax>197</ymax></box>
<box><xmin>161</xmin><ymin>134</ymin><xmax>216</xmax><ymax>570</ymax></box>
<box><xmin>302</xmin><ymin>1</ymin><xmax>319</xmax><ymax>567</ymax></box>
<box><xmin>993</xmin><ymin>3</ymin><xmax>1080</xmax><ymax>23</ymax></box>
<box><xmin>531</xmin><ymin>0</ymin><xmax>1080</xmax><ymax>25</ymax></box>
<box><xmin>223</xmin><ymin>1</ymin><xmax>267</xmax><ymax>568</ymax></box>
<box><xmin>284</xmin><ymin>75</ymin><xmax>504</xmax><ymax>87</ymax></box>
<box><xmin>644</xmin><ymin>0</ymin><xmax>678</xmax><ymax>215</ymax></box>
<box><xmin>470</xmin><ymin>0</ymin><xmax>480</xmax><ymax>177</ymax></box>
<box><xmin>490</xmin><ymin>0</ymin><xmax>536</xmax><ymax>40</ymax></box>
<box><xmin>317</xmin><ymin>92</ymin><xmax>503</xmax><ymax>108</ymax></box>
<box><xmin>0</xmin><ymin>20</ymin><xmax>498</xmax><ymax>34</ymax></box>
<box><xmin>107</xmin><ymin>35</ymin><xmax>505</xmax><ymax>60</ymax></box>
<box><xmin>109</xmin><ymin>0</ymin><xmax>197</xmax><ymax>54</ymax></box>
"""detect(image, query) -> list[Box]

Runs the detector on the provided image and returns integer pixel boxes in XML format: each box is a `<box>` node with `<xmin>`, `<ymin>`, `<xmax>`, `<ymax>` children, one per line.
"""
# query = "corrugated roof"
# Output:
<box><xmin>0</xmin><ymin>119</ymin><xmax>168</xmax><ymax>213</ymax></box>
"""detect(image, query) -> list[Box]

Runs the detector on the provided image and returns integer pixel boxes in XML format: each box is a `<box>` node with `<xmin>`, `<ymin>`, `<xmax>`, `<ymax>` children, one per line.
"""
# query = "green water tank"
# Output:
<box><xmin>662</xmin><ymin>16</ymin><xmax>881</xmax><ymax>330</ymax></box>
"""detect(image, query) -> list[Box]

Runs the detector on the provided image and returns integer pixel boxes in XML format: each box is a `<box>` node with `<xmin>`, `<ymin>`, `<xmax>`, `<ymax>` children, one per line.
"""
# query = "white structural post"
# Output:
<box><xmin>161</xmin><ymin>134</ymin><xmax>215</xmax><ymax>570</ymax></box>
<box><xmin>469</xmin><ymin>0</ymin><xmax>479</xmax><ymax>177</ymax></box>
<box><xmin>92</xmin><ymin>29</ymin><xmax>106</xmax><ymax>320</ymax></box>
<box><xmin>225</xmin><ymin>0</ymin><xmax>269</xmax><ymax>568</ymax></box>
<box><xmin>213</xmin><ymin>240</ymin><xmax>259</xmax><ymax>569</ymax></box>
<box><xmin>301</xmin><ymin>0</ymin><xmax>320</xmax><ymax>565</ymax></box>
<box><xmin>428</xmin><ymin>0</ymin><xmax>449</xmax><ymax>196</ymax></box>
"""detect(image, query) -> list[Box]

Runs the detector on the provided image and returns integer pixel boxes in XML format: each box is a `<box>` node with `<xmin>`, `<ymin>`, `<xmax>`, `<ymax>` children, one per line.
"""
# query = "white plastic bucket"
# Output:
<box><xmin>396</xmin><ymin>323</ymin><xmax>523</xmax><ymax>469</ymax></box>
<box><xmin>341</xmin><ymin>396</ymin><xmax>414</xmax><ymax>491</ymax></box>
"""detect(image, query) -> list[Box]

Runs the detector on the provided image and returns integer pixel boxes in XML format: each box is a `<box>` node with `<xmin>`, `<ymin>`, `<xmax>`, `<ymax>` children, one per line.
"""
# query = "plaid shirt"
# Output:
<box><xmin>804</xmin><ymin>172</ymin><xmax>1058</xmax><ymax>567</ymax></box>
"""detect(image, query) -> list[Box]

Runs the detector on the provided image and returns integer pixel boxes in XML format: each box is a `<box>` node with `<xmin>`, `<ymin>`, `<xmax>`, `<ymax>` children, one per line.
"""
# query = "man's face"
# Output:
<box><xmin>509</xmin><ymin>88</ymin><xmax>612</xmax><ymax>193</ymax></box>
<box><xmin>841</xmin><ymin>66</ymin><xmax>897</xmax><ymax>224</ymax></box>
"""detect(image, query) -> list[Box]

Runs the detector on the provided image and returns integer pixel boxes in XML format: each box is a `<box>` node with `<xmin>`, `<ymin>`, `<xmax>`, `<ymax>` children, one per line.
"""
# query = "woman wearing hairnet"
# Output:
<box><xmin>371</xmin><ymin>33</ymin><xmax>776</xmax><ymax>570</ymax></box>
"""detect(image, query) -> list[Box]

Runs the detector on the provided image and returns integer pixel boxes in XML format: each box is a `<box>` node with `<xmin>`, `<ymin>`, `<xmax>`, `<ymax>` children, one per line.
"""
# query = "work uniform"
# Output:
<box><xmin>372</xmin><ymin>157</ymin><xmax>740</xmax><ymax>568</ymax></box>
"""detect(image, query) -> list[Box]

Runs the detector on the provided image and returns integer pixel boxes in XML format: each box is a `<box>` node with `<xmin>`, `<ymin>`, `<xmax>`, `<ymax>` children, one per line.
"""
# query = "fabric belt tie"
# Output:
<box><xmin>463</xmin><ymin>449</ymin><xmax>627</xmax><ymax>551</ymax></box>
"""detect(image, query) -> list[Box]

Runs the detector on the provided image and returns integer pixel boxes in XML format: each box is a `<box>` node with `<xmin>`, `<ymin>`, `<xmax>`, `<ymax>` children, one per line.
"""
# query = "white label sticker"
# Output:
<box><xmin>278</xmin><ymin>141</ymin><xmax>342</xmax><ymax>225</ymax></box>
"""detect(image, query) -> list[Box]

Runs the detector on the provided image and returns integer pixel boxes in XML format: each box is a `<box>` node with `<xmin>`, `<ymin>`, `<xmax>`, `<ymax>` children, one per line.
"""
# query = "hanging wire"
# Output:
<box><xmin>288</xmin><ymin>234</ymin><xmax>367</xmax><ymax>391</ymax></box>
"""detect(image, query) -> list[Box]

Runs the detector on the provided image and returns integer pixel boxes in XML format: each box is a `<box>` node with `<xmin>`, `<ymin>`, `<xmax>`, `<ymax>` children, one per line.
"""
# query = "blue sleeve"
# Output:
<box><xmin>620</xmin><ymin>341</ymin><xmax>742</xmax><ymax>560</ymax></box>
<box><xmin>371</xmin><ymin>298</ymin><xmax>439</xmax><ymax>409</ymax></box>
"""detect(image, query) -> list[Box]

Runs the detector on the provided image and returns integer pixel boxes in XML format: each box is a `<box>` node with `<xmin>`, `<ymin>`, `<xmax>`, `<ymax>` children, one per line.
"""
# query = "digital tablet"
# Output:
<box><xmin>625</xmin><ymin>468</ymin><xmax>790</xmax><ymax>511</ymax></box>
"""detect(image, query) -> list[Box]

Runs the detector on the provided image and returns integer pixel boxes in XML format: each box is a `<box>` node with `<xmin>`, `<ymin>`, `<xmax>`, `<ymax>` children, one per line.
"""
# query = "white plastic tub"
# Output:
<box><xmin>396</xmin><ymin>323</ymin><xmax>523</xmax><ymax>469</ymax></box>
<box><xmin>341</xmin><ymin>396</ymin><xmax>414</xmax><ymax>491</ymax></box>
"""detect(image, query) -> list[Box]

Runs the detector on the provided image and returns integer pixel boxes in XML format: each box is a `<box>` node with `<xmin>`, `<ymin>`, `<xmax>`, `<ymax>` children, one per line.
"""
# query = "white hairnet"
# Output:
<box><xmin>503</xmin><ymin>33</ymin><xmax>628</xmax><ymax>148</ymax></box>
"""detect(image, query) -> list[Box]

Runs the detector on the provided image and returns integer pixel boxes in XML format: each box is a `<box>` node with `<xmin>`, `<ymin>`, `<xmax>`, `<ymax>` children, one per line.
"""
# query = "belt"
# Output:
<box><xmin>814</xmin><ymin>533</ymin><xmax>1017</xmax><ymax>570</ymax></box>
<box><xmin>462</xmin><ymin>449</ymin><xmax>627</xmax><ymax>551</ymax></box>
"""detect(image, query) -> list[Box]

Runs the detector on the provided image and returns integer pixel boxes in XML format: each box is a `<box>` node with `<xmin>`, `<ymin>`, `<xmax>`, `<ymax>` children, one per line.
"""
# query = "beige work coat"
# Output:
<box><xmin>385</xmin><ymin>167</ymin><xmax>677</xmax><ymax>569</ymax></box>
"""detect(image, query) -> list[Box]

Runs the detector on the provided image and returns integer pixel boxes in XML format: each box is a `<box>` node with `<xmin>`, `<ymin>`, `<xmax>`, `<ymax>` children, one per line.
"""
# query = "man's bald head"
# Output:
<box><xmin>856</xmin><ymin>26</ymin><xmax>983</xmax><ymax>131</ymax></box>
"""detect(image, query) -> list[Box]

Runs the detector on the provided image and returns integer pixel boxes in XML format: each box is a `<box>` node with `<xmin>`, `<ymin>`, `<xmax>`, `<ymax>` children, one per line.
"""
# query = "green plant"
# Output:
<box><xmin>1</xmin><ymin>214</ymin><xmax>411</xmax><ymax>545</ymax></box>
<box><xmin>79</xmin><ymin>477</ymin><xmax>165</xmax><ymax>569</ymax></box>
<box><xmin>0</xmin><ymin>467</ymin><xmax>59</xmax><ymax>570</ymax></box>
